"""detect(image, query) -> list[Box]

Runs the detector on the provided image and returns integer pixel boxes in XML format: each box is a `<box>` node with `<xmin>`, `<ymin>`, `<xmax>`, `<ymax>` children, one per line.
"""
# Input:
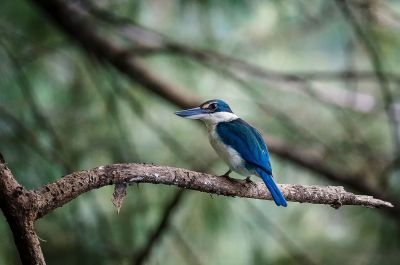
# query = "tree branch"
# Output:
<box><xmin>334</xmin><ymin>0</ymin><xmax>400</xmax><ymax>154</ymax></box>
<box><xmin>132</xmin><ymin>189</ymin><xmax>185</xmax><ymax>265</ymax></box>
<box><xmin>32</xmin><ymin>163</ymin><xmax>391</xmax><ymax>219</ymax></box>
<box><xmin>3</xmin><ymin>45</ymin><xmax>73</xmax><ymax>172</ymax></box>
<box><xmin>0</xmin><ymin>161</ymin><xmax>45</xmax><ymax>264</ymax></box>
<box><xmin>30</xmin><ymin>0</ymin><xmax>198</xmax><ymax>109</ymax></box>
<box><xmin>0</xmin><ymin>155</ymin><xmax>394</xmax><ymax>264</ymax></box>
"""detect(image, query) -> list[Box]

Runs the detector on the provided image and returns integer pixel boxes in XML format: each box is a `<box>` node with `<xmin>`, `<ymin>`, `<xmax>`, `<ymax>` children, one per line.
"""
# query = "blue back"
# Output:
<box><xmin>216</xmin><ymin>119</ymin><xmax>287</xmax><ymax>206</ymax></box>
<box><xmin>216</xmin><ymin>119</ymin><xmax>272</xmax><ymax>175</ymax></box>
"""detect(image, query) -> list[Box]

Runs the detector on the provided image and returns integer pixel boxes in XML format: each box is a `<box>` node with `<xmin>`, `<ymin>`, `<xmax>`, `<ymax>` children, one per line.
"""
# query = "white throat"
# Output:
<box><xmin>202</xmin><ymin>111</ymin><xmax>239</xmax><ymax>126</ymax></box>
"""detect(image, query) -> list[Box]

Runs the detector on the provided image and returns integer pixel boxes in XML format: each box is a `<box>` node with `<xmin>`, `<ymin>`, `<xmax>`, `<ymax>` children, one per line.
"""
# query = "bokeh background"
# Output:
<box><xmin>1</xmin><ymin>0</ymin><xmax>400</xmax><ymax>264</ymax></box>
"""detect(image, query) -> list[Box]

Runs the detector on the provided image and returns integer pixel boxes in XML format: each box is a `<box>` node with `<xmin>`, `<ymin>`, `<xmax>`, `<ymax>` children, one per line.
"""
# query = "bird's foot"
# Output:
<box><xmin>219</xmin><ymin>170</ymin><xmax>239</xmax><ymax>183</ymax></box>
<box><xmin>224</xmin><ymin>176</ymin><xmax>239</xmax><ymax>183</ymax></box>
<box><xmin>220</xmin><ymin>175</ymin><xmax>237</xmax><ymax>182</ymax></box>
<box><xmin>218</xmin><ymin>169</ymin><xmax>232</xmax><ymax>178</ymax></box>
<box><xmin>245</xmin><ymin>176</ymin><xmax>253</xmax><ymax>184</ymax></box>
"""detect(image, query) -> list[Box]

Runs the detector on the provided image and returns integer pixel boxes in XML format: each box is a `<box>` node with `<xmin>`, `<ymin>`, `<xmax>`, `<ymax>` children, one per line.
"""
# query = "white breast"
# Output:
<box><xmin>207</xmin><ymin>124</ymin><xmax>252</xmax><ymax>176</ymax></box>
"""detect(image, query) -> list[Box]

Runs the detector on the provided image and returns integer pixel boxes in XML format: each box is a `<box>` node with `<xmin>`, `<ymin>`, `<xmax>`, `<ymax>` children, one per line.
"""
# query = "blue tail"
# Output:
<box><xmin>256</xmin><ymin>168</ymin><xmax>287</xmax><ymax>207</ymax></box>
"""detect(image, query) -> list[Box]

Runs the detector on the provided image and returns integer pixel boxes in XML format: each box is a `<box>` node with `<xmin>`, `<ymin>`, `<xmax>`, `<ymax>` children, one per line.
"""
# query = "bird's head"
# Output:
<box><xmin>175</xmin><ymin>99</ymin><xmax>238</xmax><ymax>124</ymax></box>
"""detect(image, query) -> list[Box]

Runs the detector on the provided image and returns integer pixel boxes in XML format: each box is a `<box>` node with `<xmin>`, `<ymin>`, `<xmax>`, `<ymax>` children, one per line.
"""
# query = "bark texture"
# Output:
<box><xmin>0</xmin><ymin>162</ymin><xmax>45</xmax><ymax>265</ymax></box>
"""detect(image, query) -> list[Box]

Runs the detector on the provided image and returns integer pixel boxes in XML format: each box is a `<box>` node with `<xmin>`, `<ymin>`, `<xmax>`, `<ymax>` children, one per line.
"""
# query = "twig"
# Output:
<box><xmin>80</xmin><ymin>1</ymin><xmax>400</xmax><ymax>80</ymax></box>
<box><xmin>88</xmin><ymin>65</ymin><xmax>141</xmax><ymax>162</ymax></box>
<box><xmin>60</xmin><ymin>0</ymin><xmax>389</xmax><ymax>113</ymax></box>
<box><xmin>0</xmin><ymin>105</ymin><xmax>70</xmax><ymax>169</ymax></box>
<box><xmin>245</xmin><ymin>202</ymin><xmax>319</xmax><ymax>265</ymax></box>
<box><xmin>0</xmin><ymin>43</ymin><xmax>74</xmax><ymax>172</ymax></box>
<box><xmin>335</xmin><ymin>0</ymin><xmax>400</xmax><ymax>155</ymax></box>
<box><xmin>132</xmin><ymin>190</ymin><xmax>185</xmax><ymax>265</ymax></box>
<box><xmin>170</xmin><ymin>226</ymin><xmax>205</xmax><ymax>265</ymax></box>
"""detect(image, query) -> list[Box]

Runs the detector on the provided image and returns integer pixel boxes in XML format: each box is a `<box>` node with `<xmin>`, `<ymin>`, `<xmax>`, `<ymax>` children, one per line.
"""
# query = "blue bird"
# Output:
<box><xmin>175</xmin><ymin>99</ymin><xmax>287</xmax><ymax>207</ymax></box>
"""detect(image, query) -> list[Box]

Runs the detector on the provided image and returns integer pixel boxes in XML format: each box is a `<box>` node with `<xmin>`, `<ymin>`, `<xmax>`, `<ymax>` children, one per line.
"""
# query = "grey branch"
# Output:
<box><xmin>0</xmin><ymin>159</ymin><xmax>394</xmax><ymax>265</ymax></box>
<box><xmin>34</xmin><ymin>163</ymin><xmax>393</xmax><ymax>219</ymax></box>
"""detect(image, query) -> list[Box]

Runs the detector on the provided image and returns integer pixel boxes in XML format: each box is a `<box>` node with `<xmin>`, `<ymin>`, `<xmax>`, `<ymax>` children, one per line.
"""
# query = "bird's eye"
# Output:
<box><xmin>209</xmin><ymin>103</ymin><xmax>217</xmax><ymax>110</ymax></box>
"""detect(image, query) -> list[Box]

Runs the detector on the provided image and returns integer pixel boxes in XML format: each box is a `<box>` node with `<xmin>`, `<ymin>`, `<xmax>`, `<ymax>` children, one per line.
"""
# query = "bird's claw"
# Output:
<box><xmin>245</xmin><ymin>176</ymin><xmax>253</xmax><ymax>183</ymax></box>
<box><xmin>219</xmin><ymin>174</ymin><xmax>238</xmax><ymax>183</ymax></box>
<box><xmin>218</xmin><ymin>169</ymin><xmax>232</xmax><ymax>178</ymax></box>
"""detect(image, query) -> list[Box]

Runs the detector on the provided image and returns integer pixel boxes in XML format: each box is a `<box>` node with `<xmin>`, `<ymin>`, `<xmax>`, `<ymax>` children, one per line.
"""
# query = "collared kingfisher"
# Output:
<box><xmin>175</xmin><ymin>99</ymin><xmax>287</xmax><ymax>207</ymax></box>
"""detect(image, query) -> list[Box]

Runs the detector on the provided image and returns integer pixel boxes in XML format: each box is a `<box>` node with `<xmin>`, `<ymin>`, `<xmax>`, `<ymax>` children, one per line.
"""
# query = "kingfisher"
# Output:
<box><xmin>175</xmin><ymin>99</ymin><xmax>287</xmax><ymax>207</ymax></box>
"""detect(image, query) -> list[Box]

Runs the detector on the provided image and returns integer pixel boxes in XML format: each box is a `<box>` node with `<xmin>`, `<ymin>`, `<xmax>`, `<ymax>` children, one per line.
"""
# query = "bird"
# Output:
<box><xmin>175</xmin><ymin>99</ymin><xmax>287</xmax><ymax>207</ymax></box>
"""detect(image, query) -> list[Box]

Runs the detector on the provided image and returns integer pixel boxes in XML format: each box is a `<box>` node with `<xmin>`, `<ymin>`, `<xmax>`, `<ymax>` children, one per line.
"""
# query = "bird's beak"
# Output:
<box><xmin>175</xmin><ymin>107</ymin><xmax>207</xmax><ymax>119</ymax></box>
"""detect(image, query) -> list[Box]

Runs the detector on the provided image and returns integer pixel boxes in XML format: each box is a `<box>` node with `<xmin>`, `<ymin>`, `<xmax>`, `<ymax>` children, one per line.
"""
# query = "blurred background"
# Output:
<box><xmin>1</xmin><ymin>0</ymin><xmax>400</xmax><ymax>264</ymax></box>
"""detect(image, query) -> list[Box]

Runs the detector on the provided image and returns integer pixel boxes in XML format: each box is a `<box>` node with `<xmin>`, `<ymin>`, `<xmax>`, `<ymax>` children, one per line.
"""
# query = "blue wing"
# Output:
<box><xmin>216</xmin><ymin>119</ymin><xmax>272</xmax><ymax>174</ymax></box>
<box><xmin>216</xmin><ymin>119</ymin><xmax>287</xmax><ymax>207</ymax></box>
